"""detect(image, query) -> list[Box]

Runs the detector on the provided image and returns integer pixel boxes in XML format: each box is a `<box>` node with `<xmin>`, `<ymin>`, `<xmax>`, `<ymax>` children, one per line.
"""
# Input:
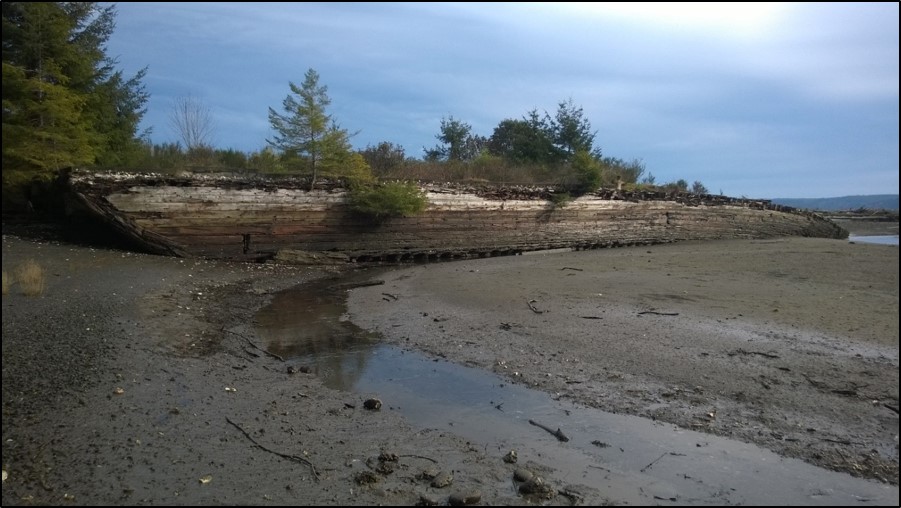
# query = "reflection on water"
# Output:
<box><xmin>849</xmin><ymin>234</ymin><xmax>899</xmax><ymax>246</ymax></box>
<box><xmin>254</xmin><ymin>274</ymin><xmax>380</xmax><ymax>391</ymax></box>
<box><xmin>253</xmin><ymin>270</ymin><xmax>898</xmax><ymax>505</ymax></box>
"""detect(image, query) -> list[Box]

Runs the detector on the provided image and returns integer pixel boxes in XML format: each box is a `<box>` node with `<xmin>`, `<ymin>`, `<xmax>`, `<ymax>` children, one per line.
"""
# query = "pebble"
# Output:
<box><xmin>448</xmin><ymin>490</ymin><xmax>481</xmax><ymax>506</ymax></box>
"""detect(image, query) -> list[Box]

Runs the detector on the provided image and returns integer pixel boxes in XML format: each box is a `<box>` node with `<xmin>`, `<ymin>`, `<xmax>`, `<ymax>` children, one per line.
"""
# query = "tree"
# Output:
<box><xmin>2</xmin><ymin>2</ymin><xmax>149</xmax><ymax>195</ymax></box>
<box><xmin>550</xmin><ymin>98</ymin><xmax>596</xmax><ymax>158</ymax></box>
<box><xmin>267</xmin><ymin>68</ymin><xmax>357</xmax><ymax>189</ymax></box>
<box><xmin>561</xmin><ymin>150</ymin><xmax>602</xmax><ymax>196</ymax></box>
<box><xmin>663</xmin><ymin>179</ymin><xmax>689</xmax><ymax>192</ymax></box>
<box><xmin>691</xmin><ymin>180</ymin><xmax>709</xmax><ymax>194</ymax></box>
<box><xmin>487</xmin><ymin>111</ymin><xmax>558</xmax><ymax>164</ymax></box>
<box><xmin>361</xmin><ymin>141</ymin><xmax>406</xmax><ymax>175</ymax></box>
<box><xmin>487</xmin><ymin>101</ymin><xmax>597</xmax><ymax>166</ymax></box>
<box><xmin>425</xmin><ymin>115</ymin><xmax>483</xmax><ymax>162</ymax></box>
<box><xmin>169</xmin><ymin>94</ymin><xmax>215</xmax><ymax>152</ymax></box>
<box><xmin>600</xmin><ymin>156</ymin><xmax>646</xmax><ymax>185</ymax></box>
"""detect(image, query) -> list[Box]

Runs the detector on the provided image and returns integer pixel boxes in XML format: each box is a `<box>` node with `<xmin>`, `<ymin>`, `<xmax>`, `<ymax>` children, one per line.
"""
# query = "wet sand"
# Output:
<box><xmin>2</xmin><ymin>223</ymin><xmax>898</xmax><ymax>505</ymax></box>
<box><xmin>347</xmin><ymin>236</ymin><xmax>899</xmax><ymax>485</ymax></box>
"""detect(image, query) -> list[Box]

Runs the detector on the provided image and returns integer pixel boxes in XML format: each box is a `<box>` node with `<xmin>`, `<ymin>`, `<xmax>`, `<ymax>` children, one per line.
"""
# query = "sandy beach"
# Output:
<box><xmin>2</xmin><ymin>221</ymin><xmax>898</xmax><ymax>505</ymax></box>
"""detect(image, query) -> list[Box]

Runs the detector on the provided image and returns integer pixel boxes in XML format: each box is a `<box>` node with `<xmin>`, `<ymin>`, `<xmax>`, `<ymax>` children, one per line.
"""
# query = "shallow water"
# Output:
<box><xmin>255</xmin><ymin>275</ymin><xmax>899</xmax><ymax>505</ymax></box>
<box><xmin>849</xmin><ymin>234</ymin><xmax>899</xmax><ymax>246</ymax></box>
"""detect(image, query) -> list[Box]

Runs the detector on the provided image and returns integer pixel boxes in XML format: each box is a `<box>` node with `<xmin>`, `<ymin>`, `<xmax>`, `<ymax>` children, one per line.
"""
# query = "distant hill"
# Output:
<box><xmin>770</xmin><ymin>194</ymin><xmax>899</xmax><ymax>211</ymax></box>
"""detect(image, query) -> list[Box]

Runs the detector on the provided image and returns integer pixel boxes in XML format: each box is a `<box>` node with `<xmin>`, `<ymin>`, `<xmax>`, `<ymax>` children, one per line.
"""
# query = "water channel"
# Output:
<box><xmin>255</xmin><ymin>271</ymin><xmax>898</xmax><ymax>505</ymax></box>
<box><xmin>849</xmin><ymin>234</ymin><xmax>899</xmax><ymax>246</ymax></box>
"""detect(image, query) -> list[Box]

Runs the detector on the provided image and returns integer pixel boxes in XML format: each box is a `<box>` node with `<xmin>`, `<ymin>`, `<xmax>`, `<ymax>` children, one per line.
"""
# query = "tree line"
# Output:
<box><xmin>2</xmin><ymin>2</ymin><xmax>709</xmax><ymax>213</ymax></box>
<box><xmin>2</xmin><ymin>2</ymin><xmax>149</xmax><ymax>206</ymax></box>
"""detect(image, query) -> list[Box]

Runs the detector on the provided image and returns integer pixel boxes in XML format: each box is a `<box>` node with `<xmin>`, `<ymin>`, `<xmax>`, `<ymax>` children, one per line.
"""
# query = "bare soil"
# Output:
<box><xmin>2</xmin><ymin>220</ymin><xmax>898</xmax><ymax>505</ymax></box>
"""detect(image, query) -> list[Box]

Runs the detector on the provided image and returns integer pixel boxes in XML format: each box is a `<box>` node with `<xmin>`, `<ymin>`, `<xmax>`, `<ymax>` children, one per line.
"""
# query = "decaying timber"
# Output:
<box><xmin>66</xmin><ymin>170</ymin><xmax>847</xmax><ymax>262</ymax></box>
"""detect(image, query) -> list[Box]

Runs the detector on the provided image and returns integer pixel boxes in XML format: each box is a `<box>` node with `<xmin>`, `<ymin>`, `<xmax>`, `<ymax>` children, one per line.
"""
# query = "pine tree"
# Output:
<box><xmin>2</xmin><ymin>2</ymin><xmax>149</xmax><ymax>196</ymax></box>
<box><xmin>267</xmin><ymin>68</ymin><xmax>358</xmax><ymax>189</ymax></box>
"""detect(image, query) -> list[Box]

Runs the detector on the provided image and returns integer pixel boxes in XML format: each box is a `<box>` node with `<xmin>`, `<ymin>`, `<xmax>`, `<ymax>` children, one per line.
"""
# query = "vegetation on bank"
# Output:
<box><xmin>346</xmin><ymin>181</ymin><xmax>428</xmax><ymax>222</ymax></box>
<box><xmin>3</xmin><ymin>259</ymin><xmax>46</xmax><ymax>297</ymax></box>
<box><xmin>2</xmin><ymin>1</ymin><xmax>712</xmax><ymax>221</ymax></box>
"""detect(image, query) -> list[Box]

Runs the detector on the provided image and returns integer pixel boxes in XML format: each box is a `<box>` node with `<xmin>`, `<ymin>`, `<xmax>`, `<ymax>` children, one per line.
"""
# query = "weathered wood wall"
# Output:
<box><xmin>68</xmin><ymin>172</ymin><xmax>847</xmax><ymax>262</ymax></box>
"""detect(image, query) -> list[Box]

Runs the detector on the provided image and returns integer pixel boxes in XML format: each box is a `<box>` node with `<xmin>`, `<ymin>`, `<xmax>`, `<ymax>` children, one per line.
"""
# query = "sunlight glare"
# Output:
<box><xmin>562</xmin><ymin>2</ymin><xmax>786</xmax><ymax>37</ymax></box>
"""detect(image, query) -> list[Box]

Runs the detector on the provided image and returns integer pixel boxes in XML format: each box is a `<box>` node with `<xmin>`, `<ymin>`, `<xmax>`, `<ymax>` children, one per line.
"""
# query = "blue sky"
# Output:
<box><xmin>105</xmin><ymin>2</ymin><xmax>898</xmax><ymax>199</ymax></box>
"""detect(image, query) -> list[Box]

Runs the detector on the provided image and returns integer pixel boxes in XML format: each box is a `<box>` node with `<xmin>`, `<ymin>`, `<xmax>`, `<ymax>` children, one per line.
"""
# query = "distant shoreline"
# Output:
<box><xmin>831</xmin><ymin>217</ymin><xmax>898</xmax><ymax>236</ymax></box>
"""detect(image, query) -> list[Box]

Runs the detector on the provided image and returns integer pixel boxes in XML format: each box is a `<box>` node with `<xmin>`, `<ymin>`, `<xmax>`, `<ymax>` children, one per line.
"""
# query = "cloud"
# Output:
<box><xmin>106</xmin><ymin>2</ymin><xmax>898</xmax><ymax>198</ymax></box>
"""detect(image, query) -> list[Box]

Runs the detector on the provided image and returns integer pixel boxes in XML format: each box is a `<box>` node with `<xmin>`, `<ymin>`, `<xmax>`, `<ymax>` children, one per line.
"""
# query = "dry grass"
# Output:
<box><xmin>15</xmin><ymin>259</ymin><xmax>46</xmax><ymax>296</ymax></box>
<box><xmin>2</xmin><ymin>271</ymin><xmax>9</xmax><ymax>295</ymax></box>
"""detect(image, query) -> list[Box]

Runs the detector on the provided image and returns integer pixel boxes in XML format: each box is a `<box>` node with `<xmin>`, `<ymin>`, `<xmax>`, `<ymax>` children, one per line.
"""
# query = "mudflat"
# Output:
<box><xmin>2</xmin><ymin>223</ymin><xmax>898</xmax><ymax>505</ymax></box>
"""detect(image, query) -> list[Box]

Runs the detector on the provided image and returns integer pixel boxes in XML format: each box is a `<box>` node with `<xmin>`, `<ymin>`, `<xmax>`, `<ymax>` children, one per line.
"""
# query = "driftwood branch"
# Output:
<box><xmin>640</xmin><ymin>451</ymin><xmax>685</xmax><ymax>472</ymax></box>
<box><xmin>560</xmin><ymin>267</ymin><xmax>583</xmax><ymax>271</ymax></box>
<box><xmin>226</xmin><ymin>417</ymin><xmax>320</xmax><ymax>480</ymax></box>
<box><xmin>580</xmin><ymin>316</ymin><xmax>603</xmax><ymax>320</ymax></box>
<box><xmin>527</xmin><ymin>300</ymin><xmax>544</xmax><ymax>314</ymax></box>
<box><xmin>398</xmin><ymin>454</ymin><xmax>438</xmax><ymax>464</ymax></box>
<box><xmin>729</xmin><ymin>348</ymin><xmax>780</xmax><ymax>359</ymax></box>
<box><xmin>528</xmin><ymin>419</ymin><xmax>569</xmax><ymax>442</ymax></box>
<box><xmin>332</xmin><ymin>280</ymin><xmax>385</xmax><ymax>291</ymax></box>
<box><xmin>637</xmin><ymin>311</ymin><xmax>679</xmax><ymax>316</ymax></box>
<box><xmin>224</xmin><ymin>329</ymin><xmax>285</xmax><ymax>362</ymax></box>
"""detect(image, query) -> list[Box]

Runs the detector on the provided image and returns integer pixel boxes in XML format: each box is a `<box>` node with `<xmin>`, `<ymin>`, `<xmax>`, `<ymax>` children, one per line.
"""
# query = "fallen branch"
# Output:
<box><xmin>381</xmin><ymin>292</ymin><xmax>398</xmax><ymax>300</ymax></box>
<box><xmin>224</xmin><ymin>329</ymin><xmax>285</xmax><ymax>362</ymax></box>
<box><xmin>729</xmin><ymin>348</ymin><xmax>780</xmax><ymax>359</ymax></box>
<box><xmin>637</xmin><ymin>311</ymin><xmax>679</xmax><ymax>316</ymax></box>
<box><xmin>528</xmin><ymin>419</ymin><xmax>569</xmax><ymax>442</ymax></box>
<box><xmin>527</xmin><ymin>300</ymin><xmax>544</xmax><ymax>314</ymax></box>
<box><xmin>579</xmin><ymin>316</ymin><xmax>603</xmax><ymax>320</ymax></box>
<box><xmin>640</xmin><ymin>451</ymin><xmax>686</xmax><ymax>473</ymax></box>
<box><xmin>398</xmin><ymin>454</ymin><xmax>438</xmax><ymax>464</ymax></box>
<box><xmin>226</xmin><ymin>417</ymin><xmax>319</xmax><ymax>480</ymax></box>
<box><xmin>560</xmin><ymin>267</ymin><xmax>583</xmax><ymax>271</ymax></box>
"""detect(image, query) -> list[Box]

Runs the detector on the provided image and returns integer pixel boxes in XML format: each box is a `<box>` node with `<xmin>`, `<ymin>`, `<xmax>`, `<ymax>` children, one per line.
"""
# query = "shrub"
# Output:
<box><xmin>15</xmin><ymin>259</ymin><xmax>45</xmax><ymax>296</ymax></box>
<box><xmin>347</xmin><ymin>181</ymin><xmax>428</xmax><ymax>221</ymax></box>
<box><xmin>549</xmin><ymin>191</ymin><xmax>572</xmax><ymax>207</ymax></box>
<box><xmin>558</xmin><ymin>150</ymin><xmax>602</xmax><ymax>196</ymax></box>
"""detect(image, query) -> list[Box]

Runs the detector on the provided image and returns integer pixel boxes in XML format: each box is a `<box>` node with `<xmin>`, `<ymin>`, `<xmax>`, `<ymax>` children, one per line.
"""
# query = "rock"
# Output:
<box><xmin>430</xmin><ymin>471</ymin><xmax>454</xmax><ymax>488</ymax></box>
<box><xmin>354</xmin><ymin>470</ymin><xmax>379</xmax><ymax>485</ymax></box>
<box><xmin>418</xmin><ymin>467</ymin><xmax>439</xmax><ymax>480</ymax></box>
<box><xmin>378</xmin><ymin>451</ymin><xmax>399</xmax><ymax>462</ymax></box>
<box><xmin>417</xmin><ymin>494</ymin><xmax>440</xmax><ymax>506</ymax></box>
<box><xmin>512</xmin><ymin>468</ymin><xmax>533</xmax><ymax>482</ymax></box>
<box><xmin>448</xmin><ymin>490</ymin><xmax>481</xmax><ymax>506</ymax></box>
<box><xmin>519</xmin><ymin>476</ymin><xmax>556</xmax><ymax>499</ymax></box>
<box><xmin>363</xmin><ymin>398</ymin><xmax>382</xmax><ymax>410</ymax></box>
<box><xmin>502</xmin><ymin>450</ymin><xmax>517</xmax><ymax>463</ymax></box>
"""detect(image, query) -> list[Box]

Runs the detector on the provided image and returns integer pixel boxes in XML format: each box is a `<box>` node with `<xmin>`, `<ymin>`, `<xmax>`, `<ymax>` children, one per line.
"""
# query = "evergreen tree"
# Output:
<box><xmin>2</xmin><ymin>2</ymin><xmax>149</xmax><ymax>194</ymax></box>
<box><xmin>267</xmin><ymin>68</ymin><xmax>360</xmax><ymax>189</ymax></box>
<box><xmin>425</xmin><ymin>115</ymin><xmax>479</xmax><ymax>162</ymax></box>
<box><xmin>550</xmin><ymin>98</ymin><xmax>596</xmax><ymax>158</ymax></box>
<box><xmin>487</xmin><ymin>110</ymin><xmax>558</xmax><ymax>164</ymax></box>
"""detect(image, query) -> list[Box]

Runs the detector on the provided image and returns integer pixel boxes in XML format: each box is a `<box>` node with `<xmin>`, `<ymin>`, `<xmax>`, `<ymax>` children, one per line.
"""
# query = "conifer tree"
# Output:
<box><xmin>2</xmin><ymin>2</ymin><xmax>149</xmax><ymax>196</ymax></box>
<box><xmin>267</xmin><ymin>68</ymin><xmax>359</xmax><ymax>189</ymax></box>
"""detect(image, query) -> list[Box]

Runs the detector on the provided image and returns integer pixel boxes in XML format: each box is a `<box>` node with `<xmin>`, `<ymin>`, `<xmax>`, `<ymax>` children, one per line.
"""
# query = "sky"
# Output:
<box><xmin>105</xmin><ymin>2</ymin><xmax>899</xmax><ymax>199</ymax></box>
